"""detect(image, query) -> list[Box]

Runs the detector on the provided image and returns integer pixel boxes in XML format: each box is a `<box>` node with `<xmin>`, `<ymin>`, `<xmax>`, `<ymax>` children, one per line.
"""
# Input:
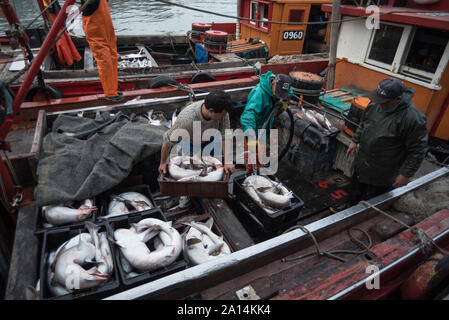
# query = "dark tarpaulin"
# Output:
<box><xmin>34</xmin><ymin>111</ymin><xmax>166</xmax><ymax>206</ymax></box>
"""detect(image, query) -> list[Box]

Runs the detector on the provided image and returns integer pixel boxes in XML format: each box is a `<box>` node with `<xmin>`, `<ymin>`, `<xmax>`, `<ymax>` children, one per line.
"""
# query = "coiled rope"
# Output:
<box><xmin>359</xmin><ymin>200</ymin><xmax>449</xmax><ymax>256</ymax></box>
<box><xmin>281</xmin><ymin>225</ymin><xmax>373</xmax><ymax>263</ymax></box>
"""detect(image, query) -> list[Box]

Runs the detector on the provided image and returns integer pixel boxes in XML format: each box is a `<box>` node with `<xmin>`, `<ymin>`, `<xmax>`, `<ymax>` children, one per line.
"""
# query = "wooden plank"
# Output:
<box><xmin>202</xmin><ymin>198</ymin><xmax>254</xmax><ymax>251</ymax></box>
<box><xmin>5</xmin><ymin>203</ymin><xmax>40</xmax><ymax>300</ymax></box>
<box><xmin>332</xmin><ymin>92</ymin><xmax>350</xmax><ymax>98</ymax></box>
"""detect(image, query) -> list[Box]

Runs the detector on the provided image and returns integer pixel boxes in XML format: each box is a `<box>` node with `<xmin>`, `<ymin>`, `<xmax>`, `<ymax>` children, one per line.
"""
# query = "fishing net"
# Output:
<box><xmin>34</xmin><ymin>111</ymin><xmax>167</xmax><ymax>206</ymax></box>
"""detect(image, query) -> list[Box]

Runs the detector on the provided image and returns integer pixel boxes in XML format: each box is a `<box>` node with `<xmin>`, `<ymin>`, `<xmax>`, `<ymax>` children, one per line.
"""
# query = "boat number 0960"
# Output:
<box><xmin>282</xmin><ymin>30</ymin><xmax>304</xmax><ymax>41</ymax></box>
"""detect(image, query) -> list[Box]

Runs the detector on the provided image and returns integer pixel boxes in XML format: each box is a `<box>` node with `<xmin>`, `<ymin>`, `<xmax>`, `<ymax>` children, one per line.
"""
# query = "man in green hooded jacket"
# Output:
<box><xmin>240</xmin><ymin>71</ymin><xmax>293</xmax><ymax>172</ymax></box>
<box><xmin>346</xmin><ymin>78</ymin><xmax>428</xmax><ymax>202</ymax></box>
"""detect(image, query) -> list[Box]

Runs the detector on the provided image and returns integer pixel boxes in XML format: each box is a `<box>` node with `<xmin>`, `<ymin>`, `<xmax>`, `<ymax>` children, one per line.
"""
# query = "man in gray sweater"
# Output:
<box><xmin>158</xmin><ymin>90</ymin><xmax>235</xmax><ymax>176</ymax></box>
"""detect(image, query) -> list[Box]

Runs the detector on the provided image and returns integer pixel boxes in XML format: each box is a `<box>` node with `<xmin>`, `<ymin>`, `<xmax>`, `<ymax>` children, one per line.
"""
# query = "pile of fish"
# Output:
<box><xmin>168</xmin><ymin>155</ymin><xmax>224</xmax><ymax>182</ymax></box>
<box><xmin>44</xmin><ymin>222</ymin><xmax>113</xmax><ymax>298</ymax></box>
<box><xmin>143</xmin><ymin>109</ymin><xmax>177</xmax><ymax>129</ymax></box>
<box><xmin>42</xmin><ymin>199</ymin><xmax>97</xmax><ymax>227</ymax></box>
<box><xmin>182</xmin><ymin>218</ymin><xmax>231</xmax><ymax>266</ymax></box>
<box><xmin>113</xmin><ymin>218</ymin><xmax>182</xmax><ymax>275</ymax></box>
<box><xmin>242</xmin><ymin>175</ymin><xmax>293</xmax><ymax>214</ymax></box>
<box><xmin>104</xmin><ymin>192</ymin><xmax>154</xmax><ymax>219</ymax></box>
<box><xmin>295</xmin><ymin>106</ymin><xmax>336</xmax><ymax>135</ymax></box>
<box><xmin>117</xmin><ymin>48</ymin><xmax>152</xmax><ymax>69</ymax></box>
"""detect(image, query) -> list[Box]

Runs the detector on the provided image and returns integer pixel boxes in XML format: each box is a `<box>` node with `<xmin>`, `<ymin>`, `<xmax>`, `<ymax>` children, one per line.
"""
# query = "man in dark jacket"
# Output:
<box><xmin>346</xmin><ymin>78</ymin><xmax>428</xmax><ymax>201</ymax></box>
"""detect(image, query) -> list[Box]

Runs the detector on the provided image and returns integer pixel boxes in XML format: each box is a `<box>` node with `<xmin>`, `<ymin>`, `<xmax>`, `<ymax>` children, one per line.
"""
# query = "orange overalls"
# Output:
<box><xmin>82</xmin><ymin>0</ymin><xmax>118</xmax><ymax>97</ymax></box>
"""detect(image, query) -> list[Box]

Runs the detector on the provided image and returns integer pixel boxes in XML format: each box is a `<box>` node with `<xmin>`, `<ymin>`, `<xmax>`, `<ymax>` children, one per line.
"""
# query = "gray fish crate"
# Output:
<box><xmin>39</xmin><ymin>222</ymin><xmax>120</xmax><ymax>300</ymax></box>
<box><xmin>105</xmin><ymin>209</ymin><xmax>187</xmax><ymax>289</ymax></box>
<box><xmin>158</xmin><ymin>172</ymin><xmax>230</xmax><ymax>198</ymax></box>
<box><xmin>34</xmin><ymin>198</ymin><xmax>99</xmax><ymax>235</ymax></box>
<box><xmin>96</xmin><ymin>184</ymin><xmax>157</xmax><ymax>221</ymax></box>
<box><xmin>231</xmin><ymin>174</ymin><xmax>304</xmax><ymax>234</ymax></box>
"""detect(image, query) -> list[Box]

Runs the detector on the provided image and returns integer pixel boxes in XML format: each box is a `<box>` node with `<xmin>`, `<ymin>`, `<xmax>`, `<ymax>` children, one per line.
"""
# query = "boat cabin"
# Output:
<box><xmin>238</xmin><ymin>0</ymin><xmax>332</xmax><ymax>56</ymax></box>
<box><xmin>321</xmin><ymin>0</ymin><xmax>449</xmax><ymax>140</ymax></box>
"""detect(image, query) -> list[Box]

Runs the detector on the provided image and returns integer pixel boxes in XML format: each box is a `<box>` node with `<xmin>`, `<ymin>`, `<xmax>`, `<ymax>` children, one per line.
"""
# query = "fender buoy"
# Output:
<box><xmin>190</xmin><ymin>71</ymin><xmax>216</xmax><ymax>84</ymax></box>
<box><xmin>401</xmin><ymin>253</ymin><xmax>449</xmax><ymax>300</ymax></box>
<box><xmin>289</xmin><ymin>71</ymin><xmax>324</xmax><ymax>91</ymax></box>
<box><xmin>25</xmin><ymin>84</ymin><xmax>64</xmax><ymax>102</ymax></box>
<box><xmin>149</xmin><ymin>75</ymin><xmax>178</xmax><ymax>89</ymax></box>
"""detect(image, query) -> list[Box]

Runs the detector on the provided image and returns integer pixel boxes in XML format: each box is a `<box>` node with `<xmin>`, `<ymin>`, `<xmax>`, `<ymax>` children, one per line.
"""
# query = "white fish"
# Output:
<box><xmin>169</xmin><ymin>155</ymin><xmax>223</xmax><ymax>182</ymax></box>
<box><xmin>54</xmin><ymin>233</ymin><xmax>92</xmax><ymax>262</ymax></box>
<box><xmin>183</xmin><ymin>218</ymin><xmax>231</xmax><ymax>266</ymax></box>
<box><xmin>106</xmin><ymin>192</ymin><xmax>153</xmax><ymax>218</ymax></box>
<box><xmin>243</xmin><ymin>175</ymin><xmax>293</xmax><ymax>213</ymax></box>
<box><xmin>113</xmin><ymin>227</ymin><xmax>159</xmax><ymax>272</ymax></box>
<box><xmin>168</xmin><ymin>155</ymin><xmax>203</xmax><ymax>180</ymax></box>
<box><xmin>99</xmin><ymin>232</ymin><xmax>114</xmax><ymax>274</ymax></box>
<box><xmin>85</xmin><ymin>222</ymin><xmax>109</xmax><ymax>275</ymax></box>
<box><xmin>54</xmin><ymin>235</ymin><xmax>109</xmax><ymax>290</ymax></box>
<box><xmin>43</xmin><ymin>199</ymin><xmax>96</xmax><ymax>226</ymax></box>
<box><xmin>46</xmin><ymin>233</ymin><xmax>94</xmax><ymax>297</ymax></box>
<box><xmin>304</xmin><ymin>109</ymin><xmax>324</xmax><ymax>130</ymax></box>
<box><xmin>25</xmin><ymin>280</ymin><xmax>41</xmax><ymax>300</ymax></box>
<box><xmin>120</xmin><ymin>255</ymin><xmax>135</xmax><ymax>274</ymax></box>
<box><xmin>311</xmin><ymin>110</ymin><xmax>332</xmax><ymax>131</ymax></box>
<box><xmin>133</xmin><ymin>218</ymin><xmax>183</xmax><ymax>270</ymax></box>
<box><xmin>146</xmin><ymin>109</ymin><xmax>171</xmax><ymax>128</ymax></box>
<box><xmin>171</xmin><ymin>109</ymin><xmax>178</xmax><ymax>127</ymax></box>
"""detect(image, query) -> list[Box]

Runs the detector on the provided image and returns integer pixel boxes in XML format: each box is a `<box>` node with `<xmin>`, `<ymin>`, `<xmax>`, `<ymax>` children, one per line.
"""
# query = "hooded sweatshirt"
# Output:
<box><xmin>352</xmin><ymin>87</ymin><xmax>428</xmax><ymax>186</ymax></box>
<box><xmin>240</xmin><ymin>71</ymin><xmax>292</xmax><ymax>142</ymax></box>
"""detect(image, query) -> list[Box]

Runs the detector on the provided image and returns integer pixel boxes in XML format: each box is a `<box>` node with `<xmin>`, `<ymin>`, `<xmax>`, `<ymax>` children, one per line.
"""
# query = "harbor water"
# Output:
<box><xmin>0</xmin><ymin>0</ymin><xmax>237</xmax><ymax>36</ymax></box>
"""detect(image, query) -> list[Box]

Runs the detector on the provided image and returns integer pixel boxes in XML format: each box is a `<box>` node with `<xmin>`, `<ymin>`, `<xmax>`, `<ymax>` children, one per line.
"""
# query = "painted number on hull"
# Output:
<box><xmin>282</xmin><ymin>31</ymin><xmax>303</xmax><ymax>41</ymax></box>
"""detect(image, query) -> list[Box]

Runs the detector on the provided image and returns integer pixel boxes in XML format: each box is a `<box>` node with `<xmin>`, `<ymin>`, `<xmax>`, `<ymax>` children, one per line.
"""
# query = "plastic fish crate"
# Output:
<box><xmin>39</xmin><ymin>222</ymin><xmax>120</xmax><ymax>300</ymax></box>
<box><xmin>96</xmin><ymin>184</ymin><xmax>156</xmax><ymax>220</ymax></box>
<box><xmin>232</xmin><ymin>174</ymin><xmax>304</xmax><ymax>233</ymax></box>
<box><xmin>158</xmin><ymin>172</ymin><xmax>229</xmax><ymax>198</ymax></box>
<box><xmin>105</xmin><ymin>209</ymin><xmax>187</xmax><ymax>289</ymax></box>
<box><xmin>34</xmin><ymin>198</ymin><xmax>99</xmax><ymax>235</ymax></box>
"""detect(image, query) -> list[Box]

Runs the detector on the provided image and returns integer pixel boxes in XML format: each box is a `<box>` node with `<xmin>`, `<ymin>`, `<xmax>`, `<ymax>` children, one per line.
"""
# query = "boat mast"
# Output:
<box><xmin>327</xmin><ymin>0</ymin><xmax>340</xmax><ymax>90</ymax></box>
<box><xmin>236</xmin><ymin>0</ymin><xmax>241</xmax><ymax>40</ymax></box>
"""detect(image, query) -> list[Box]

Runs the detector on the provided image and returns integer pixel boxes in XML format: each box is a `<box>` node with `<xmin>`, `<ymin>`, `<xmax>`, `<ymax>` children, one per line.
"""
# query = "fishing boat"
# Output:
<box><xmin>2</xmin><ymin>0</ymin><xmax>449</xmax><ymax>301</ymax></box>
<box><xmin>3</xmin><ymin>84</ymin><xmax>449</xmax><ymax>300</ymax></box>
<box><xmin>0</xmin><ymin>0</ymin><xmax>331</xmax><ymax>101</ymax></box>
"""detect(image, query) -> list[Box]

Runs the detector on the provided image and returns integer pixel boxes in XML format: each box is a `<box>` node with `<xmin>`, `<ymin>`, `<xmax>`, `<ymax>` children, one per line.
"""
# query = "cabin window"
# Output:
<box><xmin>289</xmin><ymin>10</ymin><xmax>304</xmax><ymax>23</ymax></box>
<box><xmin>250</xmin><ymin>1</ymin><xmax>258</xmax><ymax>25</ymax></box>
<box><xmin>260</xmin><ymin>3</ymin><xmax>269</xmax><ymax>29</ymax></box>
<box><xmin>399</xmin><ymin>28</ymin><xmax>449</xmax><ymax>81</ymax></box>
<box><xmin>366</xmin><ymin>23</ymin><xmax>404</xmax><ymax>69</ymax></box>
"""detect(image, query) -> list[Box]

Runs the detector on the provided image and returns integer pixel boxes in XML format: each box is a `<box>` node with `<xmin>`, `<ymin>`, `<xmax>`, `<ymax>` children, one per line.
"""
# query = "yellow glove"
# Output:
<box><xmin>247</xmin><ymin>140</ymin><xmax>258</xmax><ymax>152</ymax></box>
<box><xmin>279</xmin><ymin>100</ymin><xmax>289</xmax><ymax>112</ymax></box>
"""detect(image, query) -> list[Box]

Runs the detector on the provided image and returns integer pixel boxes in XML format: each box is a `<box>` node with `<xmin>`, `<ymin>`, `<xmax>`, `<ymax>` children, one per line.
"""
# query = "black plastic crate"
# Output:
<box><xmin>39</xmin><ymin>222</ymin><xmax>120</xmax><ymax>300</ymax></box>
<box><xmin>35</xmin><ymin>198</ymin><xmax>98</xmax><ymax>234</ymax></box>
<box><xmin>97</xmin><ymin>184</ymin><xmax>156</xmax><ymax>220</ymax></box>
<box><xmin>106</xmin><ymin>209</ymin><xmax>187</xmax><ymax>288</ymax></box>
<box><xmin>232</xmin><ymin>174</ymin><xmax>304</xmax><ymax>233</ymax></box>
